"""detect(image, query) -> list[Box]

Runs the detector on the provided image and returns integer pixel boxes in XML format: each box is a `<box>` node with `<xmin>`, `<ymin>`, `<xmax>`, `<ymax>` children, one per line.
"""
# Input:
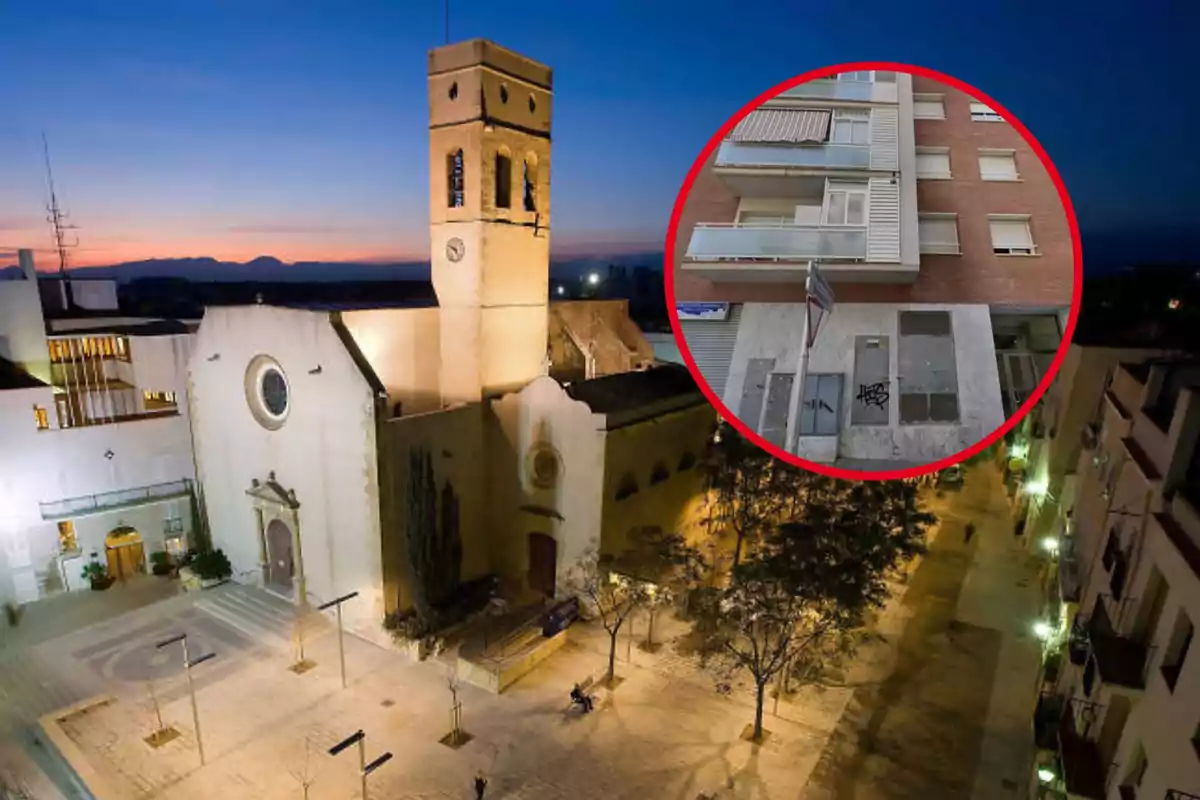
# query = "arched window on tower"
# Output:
<box><xmin>495</xmin><ymin>150</ymin><xmax>512</xmax><ymax>209</ymax></box>
<box><xmin>523</xmin><ymin>155</ymin><xmax>538</xmax><ymax>212</ymax></box>
<box><xmin>447</xmin><ymin>149</ymin><xmax>465</xmax><ymax>208</ymax></box>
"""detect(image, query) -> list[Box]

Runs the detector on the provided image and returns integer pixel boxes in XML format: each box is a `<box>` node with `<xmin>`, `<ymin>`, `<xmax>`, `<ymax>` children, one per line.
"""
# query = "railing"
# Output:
<box><xmin>39</xmin><ymin>479</ymin><xmax>193</xmax><ymax>520</ymax></box>
<box><xmin>686</xmin><ymin>223</ymin><xmax>868</xmax><ymax>261</ymax></box>
<box><xmin>778</xmin><ymin>80</ymin><xmax>874</xmax><ymax>101</ymax></box>
<box><xmin>716</xmin><ymin>140</ymin><xmax>871</xmax><ymax>170</ymax></box>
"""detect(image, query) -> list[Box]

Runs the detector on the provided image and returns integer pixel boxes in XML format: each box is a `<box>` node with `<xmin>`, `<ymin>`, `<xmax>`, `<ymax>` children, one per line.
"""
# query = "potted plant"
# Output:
<box><xmin>149</xmin><ymin>550</ymin><xmax>174</xmax><ymax>577</ymax></box>
<box><xmin>82</xmin><ymin>561</ymin><xmax>114</xmax><ymax>590</ymax></box>
<box><xmin>191</xmin><ymin>549</ymin><xmax>232</xmax><ymax>587</ymax></box>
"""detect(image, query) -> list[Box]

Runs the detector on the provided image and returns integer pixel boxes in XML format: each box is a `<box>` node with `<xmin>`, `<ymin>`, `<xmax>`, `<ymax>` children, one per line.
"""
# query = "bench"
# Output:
<box><xmin>566</xmin><ymin>675</ymin><xmax>598</xmax><ymax>712</ymax></box>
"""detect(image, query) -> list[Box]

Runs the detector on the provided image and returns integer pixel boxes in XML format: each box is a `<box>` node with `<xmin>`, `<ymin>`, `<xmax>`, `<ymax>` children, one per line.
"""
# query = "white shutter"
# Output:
<box><xmin>979</xmin><ymin>152</ymin><xmax>1018</xmax><ymax>180</ymax></box>
<box><xmin>867</xmin><ymin>177</ymin><xmax>901</xmax><ymax>262</ymax></box>
<box><xmin>869</xmin><ymin>107</ymin><xmax>899</xmax><ymax>170</ymax></box>
<box><xmin>919</xmin><ymin>216</ymin><xmax>959</xmax><ymax>254</ymax></box>
<box><xmin>913</xmin><ymin>95</ymin><xmax>945</xmax><ymax>120</ymax></box>
<box><xmin>989</xmin><ymin>218</ymin><xmax>1033</xmax><ymax>248</ymax></box>
<box><xmin>915</xmin><ymin>150</ymin><xmax>951</xmax><ymax>179</ymax></box>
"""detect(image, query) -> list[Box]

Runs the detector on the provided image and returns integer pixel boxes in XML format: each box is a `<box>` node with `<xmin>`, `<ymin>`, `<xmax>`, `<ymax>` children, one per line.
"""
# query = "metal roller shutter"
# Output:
<box><xmin>679</xmin><ymin>304</ymin><xmax>742</xmax><ymax>399</ymax></box>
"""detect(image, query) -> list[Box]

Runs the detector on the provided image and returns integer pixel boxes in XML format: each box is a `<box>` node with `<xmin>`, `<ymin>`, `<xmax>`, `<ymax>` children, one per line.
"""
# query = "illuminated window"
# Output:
<box><xmin>116</xmin><ymin>337</ymin><xmax>129</xmax><ymax>361</ymax></box>
<box><xmin>495</xmin><ymin>151</ymin><xmax>512</xmax><ymax>209</ymax></box>
<box><xmin>447</xmin><ymin>149</ymin><xmax>465</xmax><ymax>208</ymax></box>
<box><xmin>33</xmin><ymin>405</ymin><xmax>49</xmax><ymax>430</ymax></box>
<box><xmin>58</xmin><ymin>521</ymin><xmax>78</xmax><ymax>553</ymax></box>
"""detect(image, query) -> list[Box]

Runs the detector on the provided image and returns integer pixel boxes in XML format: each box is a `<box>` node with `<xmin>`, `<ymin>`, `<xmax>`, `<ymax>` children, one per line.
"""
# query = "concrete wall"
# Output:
<box><xmin>489</xmin><ymin>377</ymin><xmax>606</xmax><ymax>598</ymax></box>
<box><xmin>129</xmin><ymin>335</ymin><xmax>193</xmax><ymax>403</ymax></box>
<box><xmin>599</xmin><ymin>404</ymin><xmax>714</xmax><ymax>555</ymax></box>
<box><xmin>189</xmin><ymin>305</ymin><xmax>383</xmax><ymax>630</ymax></box>
<box><xmin>0</xmin><ymin>273</ymin><xmax>51</xmax><ymax>384</ymax></box>
<box><xmin>724</xmin><ymin>302</ymin><xmax>1005</xmax><ymax>464</ymax></box>
<box><xmin>341</xmin><ymin>307</ymin><xmax>443</xmax><ymax>415</ymax></box>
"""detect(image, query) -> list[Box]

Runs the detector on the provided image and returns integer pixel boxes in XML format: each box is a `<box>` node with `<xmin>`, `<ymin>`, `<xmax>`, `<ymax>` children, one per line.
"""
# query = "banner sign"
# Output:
<box><xmin>675</xmin><ymin>302</ymin><xmax>730</xmax><ymax>321</ymax></box>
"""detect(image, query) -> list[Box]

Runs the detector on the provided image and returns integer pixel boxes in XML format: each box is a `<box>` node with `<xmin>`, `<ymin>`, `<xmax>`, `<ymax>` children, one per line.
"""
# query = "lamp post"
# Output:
<box><xmin>329</xmin><ymin>729</ymin><xmax>392</xmax><ymax>800</ymax></box>
<box><xmin>317</xmin><ymin>592</ymin><xmax>358</xmax><ymax>689</ymax></box>
<box><xmin>156</xmin><ymin>633</ymin><xmax>216</xmax><ymax>765</ymax></box>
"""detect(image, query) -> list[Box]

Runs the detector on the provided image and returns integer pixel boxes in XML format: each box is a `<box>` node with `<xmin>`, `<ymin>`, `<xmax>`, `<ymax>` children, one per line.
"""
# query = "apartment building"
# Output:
<box><xmin>673</xmin><ymin>70</ymin><xmax>1073</xmax><ymax>467</ymax></box>
<box><xmin>1032</xmin><ymin>356</ymin><xmax>1200</xmax><ymax>800</ymax></box>
<box><xmin>0</xmin><ymin>250</ymin><xmax>198</xmax><ymax>605</ymax></box>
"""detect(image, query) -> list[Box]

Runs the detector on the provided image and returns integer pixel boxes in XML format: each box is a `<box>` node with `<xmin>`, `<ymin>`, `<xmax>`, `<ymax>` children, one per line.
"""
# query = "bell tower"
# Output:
<box><xmin>428</xmin><ymin>39</ymin><xmax>552</xmax><ymax>402</ymax></box>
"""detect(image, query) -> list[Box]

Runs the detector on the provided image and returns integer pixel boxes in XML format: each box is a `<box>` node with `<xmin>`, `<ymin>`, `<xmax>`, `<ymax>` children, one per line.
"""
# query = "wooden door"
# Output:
<box><xmin>527</xmin><ymin>533</ymin><xmax>557</xmax><ymax>598</ymax></box>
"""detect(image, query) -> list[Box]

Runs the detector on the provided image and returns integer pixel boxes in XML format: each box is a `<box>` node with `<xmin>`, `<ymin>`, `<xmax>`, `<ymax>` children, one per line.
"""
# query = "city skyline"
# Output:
<box><xmin>1</xmin><ymin>1</ymin><xmax>1193</xmax><ymax>269</ymax></box>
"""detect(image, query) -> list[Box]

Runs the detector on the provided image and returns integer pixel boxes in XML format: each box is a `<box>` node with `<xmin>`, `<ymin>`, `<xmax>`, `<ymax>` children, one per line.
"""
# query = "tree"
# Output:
<box><xmin>405</xmin><ymin>448</ymin><xmax>463</xmax><ymax>629</ymax></box>
<box><xmin>619</xmin><ymin>526</ymin><xmax>704</xmax><ymax>649</ymax></box>
<box><xmin>701</xmin><ymin>421</ymin><xmax>797</xmax><ymax>569</ymax></box>
<box><xmin>692</xmin><ymin>477</ymin><xmax>932</xmax><ymax>742</ymax></box>
<box><xmin>564</xmin><ymin>549</ymin><xmax>647</xmax><ymax>686</ymax></box>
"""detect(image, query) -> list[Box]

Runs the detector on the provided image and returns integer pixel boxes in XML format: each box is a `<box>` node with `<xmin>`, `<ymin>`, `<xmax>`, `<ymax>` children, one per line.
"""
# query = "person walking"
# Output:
<box><xmin>474</xmin><ymin>773</ymin><xmax>488</xmax><ymax>799</ymax></box>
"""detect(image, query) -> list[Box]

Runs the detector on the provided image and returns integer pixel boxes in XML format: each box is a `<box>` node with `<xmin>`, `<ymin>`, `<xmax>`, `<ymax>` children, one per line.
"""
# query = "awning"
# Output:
<box><xmin>728</xmin><ymin>109</ymin><xmax>831</xmax><ymax>144</ymax></box>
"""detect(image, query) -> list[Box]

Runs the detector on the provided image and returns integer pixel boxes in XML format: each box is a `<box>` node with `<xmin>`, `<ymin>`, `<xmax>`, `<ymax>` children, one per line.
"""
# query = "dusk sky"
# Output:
<box><xmin>1</xmin><ymin>1</ymin><xmax>1193</xmax><ymax>269</ymax></box>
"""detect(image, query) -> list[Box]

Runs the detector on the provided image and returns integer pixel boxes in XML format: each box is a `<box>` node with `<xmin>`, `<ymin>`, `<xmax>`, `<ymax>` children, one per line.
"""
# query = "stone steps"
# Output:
<box><xmin>193</xmin><ymin>585</ymin><xmax>307</xmax><ymax>651</ymax></box>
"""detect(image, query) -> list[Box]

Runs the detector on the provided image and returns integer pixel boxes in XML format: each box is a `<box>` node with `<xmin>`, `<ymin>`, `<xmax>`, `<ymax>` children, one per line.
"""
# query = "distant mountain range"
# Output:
<box><xmin>0</xmin><ymin>252</ymin><xmax>664</xmax><ymax>284</ymax></box>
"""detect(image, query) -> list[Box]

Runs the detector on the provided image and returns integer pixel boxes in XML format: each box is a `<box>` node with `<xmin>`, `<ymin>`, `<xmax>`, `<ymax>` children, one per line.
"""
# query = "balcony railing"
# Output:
<box><xmin>1082</xmin><ymin>606</ymin><xmax>1154</xmax><ymax>691</ymax></box>
<box><xmin>686</xmin><ymin>223</ymin><xmax>868</xmax><ymax>261</ymax></box>
<box><xmin>716</xmin><ymin>141</ymin><xmax>871</xmax><ymax>170</ymax></box>
<box><xmin>778</xmin><ymin>80</ymin><xmax>874</xmax><ymax>101</ymax></box>
<box><xmin>1059</xmin><ymin>699</ymin><xmax>1108</xmax><ymax>800</ymax></box>
<box><xmin>39</xmin><ymin>479</ymin><xmax>194</xmax><ymax>521</ymax></box>
<box><xmin>1058</xmin><ymin>545</ymin><xmax>1082</xmax><ymax>604</ymax></box>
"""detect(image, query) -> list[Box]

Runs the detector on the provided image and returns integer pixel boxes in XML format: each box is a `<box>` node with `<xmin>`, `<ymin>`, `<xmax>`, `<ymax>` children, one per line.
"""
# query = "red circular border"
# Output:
<box><xmin>665</xmin><ymin>61</ymin><xmax>1083</xmax><ymax>482</ymax></box>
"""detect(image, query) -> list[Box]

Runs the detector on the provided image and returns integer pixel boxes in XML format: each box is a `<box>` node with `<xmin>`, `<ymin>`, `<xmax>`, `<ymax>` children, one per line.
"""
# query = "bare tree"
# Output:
<box><xmin>563</xmin><ymin>549</ymin><xmax>646</xmax><ymax>686</ymax></box>
<box><xmin>288</xmin><ymin>735</ymin><xmax>316</xmax><ymax>799</ymax></box>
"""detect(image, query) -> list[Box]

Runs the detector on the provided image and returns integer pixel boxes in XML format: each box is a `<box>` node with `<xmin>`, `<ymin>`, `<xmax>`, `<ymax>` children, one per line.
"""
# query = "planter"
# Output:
<box><xmin>90</xmin><ymin>577</ymin><xmax>115</xmax><ymax>591</ymax></box>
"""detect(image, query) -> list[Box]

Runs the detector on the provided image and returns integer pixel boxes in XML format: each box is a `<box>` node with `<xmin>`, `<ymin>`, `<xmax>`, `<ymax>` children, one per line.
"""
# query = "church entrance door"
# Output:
<box><xmin>527</xmin><ymin>533</ymin><xmax>557</xmax><ymax>599</ymax></box>
<box><xmin>265</xmin><ymin>519</ymin><xmax>294</xmax><ymax>593</ymax></box>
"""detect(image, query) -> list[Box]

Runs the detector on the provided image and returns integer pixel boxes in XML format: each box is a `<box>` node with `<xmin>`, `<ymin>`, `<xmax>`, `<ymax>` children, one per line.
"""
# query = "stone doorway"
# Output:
<box><xmin>265</xmin><ymin>518</ymin><xmax>295</xmax><ymax>593</ymax></box>
<box><xmin>527</xmin><ymin>533</ymin><xmax>557</xmax><ymax>598</ymax></box>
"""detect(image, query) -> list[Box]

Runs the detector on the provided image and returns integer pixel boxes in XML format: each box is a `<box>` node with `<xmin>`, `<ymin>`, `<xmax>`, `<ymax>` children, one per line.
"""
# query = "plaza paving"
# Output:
<box><xmin>3</xmin><ymin>461</ymin><xmax>1043</xmax><ymax>799</ymax></box>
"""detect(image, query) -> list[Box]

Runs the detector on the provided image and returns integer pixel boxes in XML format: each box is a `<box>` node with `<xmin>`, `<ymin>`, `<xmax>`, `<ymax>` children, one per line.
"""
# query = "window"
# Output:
<box><xmin>838</xmin><ymin>70</ymin><xmax>873</xmax><ymax>82</ymax></box>
<box><xmin>915</xmin><ymin>147</ymin><xmax>952</xmax><ymax>179</ymax></box>
<box><xmin>615</xmin><ymin>473</ymin><xmax>639</xmax><ymax>501</ymax></box>
<box><xmin>918</xmin><ymin>214</ymin><xmax>960</xmax><ymax>255</ymax></box>
<box><xmin>522</xmin><ymin>156</ymin><xmax>538</xmax><ymax>212</ymax></box>
<box><xmin>677</xmin><ymin>452</ymin><xmax>696</xmax><ymax>471</ymax></box>
<box><xmin>913</xmin><ymin>94</ymin><xmax>945</xmax><ymax>120</ymax></box>
<box><xmin>447</xmin><ymin>149</ymin><xmax>465</xmax><ymax>208</ymax></box>
<box><xmin>799</xmin><ymin>373</ymin><xmax>844</xmax><ymax>435</ymax></box>
<box><xmin>58</xmin><ymin>521</ymin><xmax>78</xmax><ymax>554</ymax></box>
<box><xmin>1162</xmin><ymin>611</ymin><xmax>1194</xmax><ymax>692</ymax></box>
<box><xmin>33</xmin><ymin>405</ymin><xmax>49</xmax><ymax>430</ymax></box>
<box><xmin>898</xmin><ymin>311</ymin><xmax>959</xmax><ymax>424</ymax></box>
<box><xmin>494</xmin><ymin>151</ymin><xmax>512</xmax><ymax>209</ymax></box>
<box><xmin>979</xmin><ymin>149</ymin><xmax>1019</xmax><ymax>181</ymax></box>
<box><xmin>115</xmin><ymin>336</ymin><xmax>129</xmax><ymax>361</ymax></box>
<box><xmin>989</xmin><ymin>216</ymin><xmax>1038</xmax><ymax>255</ymax></box>
<box><xmin>830</xmin><ymin>110</ymin><xmax>870</xmax><ymax>145</ymax></box>
<box><xmin>650</xmin><ymin>461</ymin><xmax>669</xmax><ymax>485</ymax></box>
<box><xmin>824</xmin><ymin>183</ymin><xmax>868</xmax><ymax>226</ymax></box>
<box><xmin>970</xmin><ymin>102</ymin><xmax>1003</xmax><ymax>122</ymax></box>
<box><xmin>164</xmin><ymin>517</ymin><xmax>184</xmax><ymax>534</ymax></box>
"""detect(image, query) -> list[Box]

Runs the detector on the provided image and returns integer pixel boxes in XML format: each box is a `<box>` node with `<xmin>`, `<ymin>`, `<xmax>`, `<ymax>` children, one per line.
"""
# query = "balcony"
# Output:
<box><xmin>1058</xmin><ymin>543</ymin><xmax>1082</xmax><ymax>604</ymax></box>
<box><xmin>1058</xmin><ymin>700</ymin><xmax>1108</xmax><ymax>800</ymax></box>
<box><xmin>715</xmin><ymin>141</ymin><xmax>871</xmax><ymax>171</ymax></box>
<box><xmin>39</xmin><ymin>479</ymin><xmax>194</xmax><ymax>521</ymax></box>
<box><xmin>779</xmin><ymin>80</ymin><xmax>874</xmax><ymax>102</ymax></box>
<box><xmin>685</xmin><ymin>223</ymin><xmax>868</xmax><ymax>262</ymax></box>
<box><xmin>1087</xmin><ymin>608</ymin><xmax>1153</xmax><ymax>691</ymax></box>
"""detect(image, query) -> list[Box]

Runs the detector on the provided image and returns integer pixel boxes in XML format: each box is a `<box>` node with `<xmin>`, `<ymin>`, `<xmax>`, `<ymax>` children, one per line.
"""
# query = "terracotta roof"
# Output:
<box><xmin>564</xmin><ymin>364</ymin><xmax>703</xmax><ymax>415</ymax></box>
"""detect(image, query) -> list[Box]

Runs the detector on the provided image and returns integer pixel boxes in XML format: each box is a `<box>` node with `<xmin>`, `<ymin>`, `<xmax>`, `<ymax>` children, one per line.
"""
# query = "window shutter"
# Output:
<box><xmin>913</xmin><ymin>99</ymin><xmax>944</xmax><ymax>119</ymax></box>
<box><xmin>990</xmin><ymin>219</ymin><xmax>1033</xmax><ymax>248</ymax></box>
<box><xmin>919</xmin><ymin>217</ymin><xmax>959</xmax><ymax>253</ymax></box>
<box><xmin>979</xmin><ymin>153</ymin><xmax>1018</xmax><ymax>180</ymax></box>
<box><xmin>916</xmin><ymin>151</ymin><xmax>950</xmax><ymax>177</ymax></box>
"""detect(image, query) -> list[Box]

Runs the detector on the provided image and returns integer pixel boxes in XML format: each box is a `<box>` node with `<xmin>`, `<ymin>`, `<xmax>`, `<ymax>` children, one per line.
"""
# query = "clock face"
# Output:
<box><xmin>446</xmin><ymin>237</ymin><xmax>465</xmax><ymax>262</ymax></box>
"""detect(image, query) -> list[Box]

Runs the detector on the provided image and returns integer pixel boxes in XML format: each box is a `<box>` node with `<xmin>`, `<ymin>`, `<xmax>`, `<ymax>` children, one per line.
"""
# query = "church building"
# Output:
<box><xmin>188</xmin><ymin>40</ymin><xmax>714</xmax><ymax>635</ymax></box>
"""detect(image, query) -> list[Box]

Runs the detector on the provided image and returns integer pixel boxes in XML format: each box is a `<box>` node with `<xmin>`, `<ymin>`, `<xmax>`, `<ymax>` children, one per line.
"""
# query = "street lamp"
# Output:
<box><xmin>329</xmin><ymin>730</ymin><xmax>392</xmax><ymax>800</ymax></box>
<box><xmin>1033</xmin><ymin>621</ymin><xmax>1053</xmax><ymax>640</ymax></box>
<box><xmin>1041</xmin><ymin>536</ymin><xmax>1060</xmax><ymax>554</ymax></box>
<box><xmin>586</xmin><ymin>272</ymin><xmax>600</xmax><ymax>286</ymax></box>
<box><xmin>1037</xmin><ymin>768</ymin><xmax>1056</xmax><ymax>783</ymax></box>
<box><xmin>155</xmin><ymin>633</ymin><xmax>216</xmax><ymax>766</ymax></box>
<box><xmin>317</xmin><ymin>592</ymin><xmax>359</xmax><ymax>689</ymax></box>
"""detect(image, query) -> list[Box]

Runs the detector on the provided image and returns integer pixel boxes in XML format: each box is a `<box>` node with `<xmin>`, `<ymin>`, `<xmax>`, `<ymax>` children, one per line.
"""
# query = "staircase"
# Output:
<box><xmin>193</xmin><ymin>584</ymin><xmax>308</xmax><ymax>651</ymax></box>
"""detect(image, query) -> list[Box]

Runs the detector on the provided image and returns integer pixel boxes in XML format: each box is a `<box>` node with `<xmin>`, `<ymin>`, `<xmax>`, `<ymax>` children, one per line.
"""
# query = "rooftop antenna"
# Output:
<box><xmin>42</xmin><ymin>133</ymin><xmax>79</xmax><ymax>279</ymax></box>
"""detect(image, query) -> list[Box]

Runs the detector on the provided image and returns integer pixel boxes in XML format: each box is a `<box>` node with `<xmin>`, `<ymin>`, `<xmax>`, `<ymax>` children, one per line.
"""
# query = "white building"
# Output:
<box><xmin>0</xmin><ymin>250</ymin><xmax>197</xmax><ymax>604</ymax></box>
<box><xmin>1033</xmin><ymin>357</ymin><xmax>1200</xmax><ymax>800</ymax></box>
<box><xmin>187</xmin><ymin>39</ymin><xmax>714</xmax><ymax>635</ymax></box>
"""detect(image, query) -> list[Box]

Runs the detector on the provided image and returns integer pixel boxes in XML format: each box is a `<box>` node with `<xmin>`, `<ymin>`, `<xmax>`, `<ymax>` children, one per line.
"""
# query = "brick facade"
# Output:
<box><xmin>672</xmin><ymin>75</ymin><xmax>1075</xmax><ymax>307</ymax></box>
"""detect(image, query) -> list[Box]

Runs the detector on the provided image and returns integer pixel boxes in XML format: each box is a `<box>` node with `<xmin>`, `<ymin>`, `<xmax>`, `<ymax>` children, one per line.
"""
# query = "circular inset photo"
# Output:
<box><xmin>666</xmin><ymin>63</ymin><xmax>1081</xmax><ymax>480</ymax></box>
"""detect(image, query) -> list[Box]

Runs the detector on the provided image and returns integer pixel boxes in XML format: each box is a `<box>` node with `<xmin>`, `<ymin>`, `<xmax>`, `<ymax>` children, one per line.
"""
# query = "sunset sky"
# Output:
<box><xmin>1</xmin><ymin>0</ymin><xmax>1193</xmax><ymax>269</ymax></box>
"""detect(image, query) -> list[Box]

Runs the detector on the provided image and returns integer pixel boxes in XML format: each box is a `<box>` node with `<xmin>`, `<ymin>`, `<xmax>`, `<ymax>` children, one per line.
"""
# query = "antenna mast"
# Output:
<box><xmin>42</xmin><ymin>133</ymin><xmax>79</xmax><ymax>277</ymax></box>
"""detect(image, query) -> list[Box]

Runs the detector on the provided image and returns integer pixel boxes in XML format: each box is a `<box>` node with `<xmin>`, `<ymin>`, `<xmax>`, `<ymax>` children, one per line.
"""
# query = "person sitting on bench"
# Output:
<box><xmin>570</xmin><ymin>683</ymin><xmax>593</xmax><ymax>712</ymax></box>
